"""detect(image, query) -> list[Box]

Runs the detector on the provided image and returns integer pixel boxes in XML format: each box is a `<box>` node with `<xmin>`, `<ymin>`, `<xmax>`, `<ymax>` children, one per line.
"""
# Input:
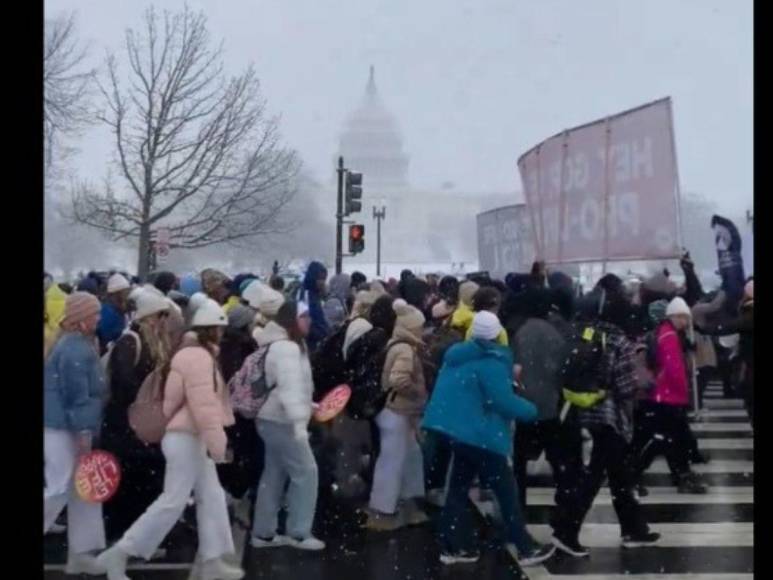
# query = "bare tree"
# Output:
<box><xmin>44</xmin><ymin>12</ymin><xmax>94</xmax><ymax>173</ymax></box>
<box><xmin>72</xmin><ymin>6</ymin><xmax>300</xmax><ymax>278</ymax></box>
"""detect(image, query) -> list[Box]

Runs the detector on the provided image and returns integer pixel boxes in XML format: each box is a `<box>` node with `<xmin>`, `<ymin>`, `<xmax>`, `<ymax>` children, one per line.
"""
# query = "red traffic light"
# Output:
<box><xmin>349</xmin><ymin>224</ymin><xmax>365</xmax><ymax>254</ymax></box>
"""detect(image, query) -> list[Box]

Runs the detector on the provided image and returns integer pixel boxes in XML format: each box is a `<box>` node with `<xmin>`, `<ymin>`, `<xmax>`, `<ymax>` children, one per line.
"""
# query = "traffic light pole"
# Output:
<box><xmin>335</xmin><ymin>156</ymin><xmax>344</xmax><ymax>275</ymax></box>
<box><xmin>373</xmin><ymin>206</ymin><xmax>385</xmax><ymax>277</ymax></box>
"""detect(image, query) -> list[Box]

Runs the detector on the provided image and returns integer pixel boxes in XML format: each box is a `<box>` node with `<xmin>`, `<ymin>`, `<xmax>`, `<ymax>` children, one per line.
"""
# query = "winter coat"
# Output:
<box><xmin>101</xmin><ymin>324</ymin><xmax>160</xmax><ymax>457</ymax></box>
<box><xmin>343</xmin><ymin>317</ymin><xmax>373</xmax><ymax>360</ymax></box>
<box><xmin>451</xmin><ymin>303</ymin><xmax>508</xmax><ymax>346</ymax></box>
<box><xmin>219</xmin><ymin>328</ymin><xmax>258</xmax><ymax>383</ymax></box>
<box><xmin>574</xmin><ymin>321</ymin><xmax>639</xmax><ymax>442</ymax></box>
<box><xmin>44</xmin><ymin>284</ymin><xmax>67</xmax><ymax>357</ymax></box>
<box><xmin>164</xmin><ymin>333</ymin><xmax>236</xmax><ymax>462</ymax></box>
<box><xmin>44</xmin><ymin>332</ymin><xmax>106</xmax><ymax>434</ymax></box>
<box><xmin>257</xmin><ymin>321</ymin><xmax>314</xmax><ymax>429</ymax></box>
<box><xmin>512</xmin><ymin>318</ymin><xmax>565</xmax><ymax>421</ymax></box>
<box><xmin>223</xmin><ymin>296</ymin><xmax>242</xmax><ymax>314</ymax></box>
<box><xmin>97</xmin><ymin>302</ymin><xmax>127</xmax><ymax>354</ymax></box>
<box><xmin>300</xmin><ymin>261</ymin><xmax>329</xmax><ymax>352</ymax></box>
<box><xmin>650</xmin><ymin>320</ymin><xmax>690</xmax><ymax>407</ymax></box>
<box><xmin>422</xmin><ymin>339</ymin><xmax>537</xmax><ymax>457</ymax></box>
<box><xmin>324</xmin><ymin>274</ymin><xmax>351</xmax><ymax>332</ymax></box>
<box><xmin>381</xmin><ymin>326</ymin><xmax>428</xmax><ymax>418</ymax></box>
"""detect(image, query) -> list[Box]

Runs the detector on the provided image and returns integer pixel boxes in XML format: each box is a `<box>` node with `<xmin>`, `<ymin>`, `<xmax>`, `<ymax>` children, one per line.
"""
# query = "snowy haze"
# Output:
<box><xmin>44</xmin><ymin>0</ymin><xmax>752</xmax><ymax>273</ymax></box>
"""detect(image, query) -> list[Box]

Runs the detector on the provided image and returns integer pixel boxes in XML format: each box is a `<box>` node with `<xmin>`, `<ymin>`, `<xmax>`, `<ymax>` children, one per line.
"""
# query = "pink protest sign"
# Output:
<box><xmin>518</xmin><ymin>97</ymin><xmax>681</xmax><ymax>264</ymax></box>
<box><xmin>313</xmin><ymin>385</ymin><xmax>352</xmax><ymax>423</ymax></box>
<box><xmin>74</xmin><ymin>450</ymin><xmax>122</xmax><ymax>503</ymax></box>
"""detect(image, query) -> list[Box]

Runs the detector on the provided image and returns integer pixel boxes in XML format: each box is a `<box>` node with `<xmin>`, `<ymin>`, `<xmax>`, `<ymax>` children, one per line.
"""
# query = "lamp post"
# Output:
<box><xmin>373</xmin><ymin>206</ymin><xmax>386</xmax><ymax>277</ymax></box>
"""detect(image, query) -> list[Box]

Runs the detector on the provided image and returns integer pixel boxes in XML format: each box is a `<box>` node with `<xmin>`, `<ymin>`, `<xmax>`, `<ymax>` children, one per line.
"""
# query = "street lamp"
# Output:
<box><xmin>373</xmin><ymin>206</ymin><xmax>386</xmax><ymax>277</ymax></box>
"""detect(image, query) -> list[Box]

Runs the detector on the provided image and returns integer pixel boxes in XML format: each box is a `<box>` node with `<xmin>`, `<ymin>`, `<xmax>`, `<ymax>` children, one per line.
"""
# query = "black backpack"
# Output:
<box><xmin>423</xmin><ymin>322</ymin><xmax>463</xmax><ymax>394</ymax></box>
<box><xmin>311</xmin><ymin>319</ymin><xmax>353</xmax><ymax>399</ymax></box>
<box><xmin>347</xmin><ymin>338</ymin><xmax>411</xmax><ymax>420</ymax></box>
<box><xmin>560</xmin><ymin>323</ymin><xmax>608</xmax><ymax>394</ymax></box>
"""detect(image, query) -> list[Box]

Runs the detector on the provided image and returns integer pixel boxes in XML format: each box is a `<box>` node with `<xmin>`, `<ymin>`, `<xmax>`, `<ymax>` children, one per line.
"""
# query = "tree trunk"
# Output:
<box><xmin>137</xmin><ymin>226</ymin><xmax>151</xmax><ymax>280</ymax></box>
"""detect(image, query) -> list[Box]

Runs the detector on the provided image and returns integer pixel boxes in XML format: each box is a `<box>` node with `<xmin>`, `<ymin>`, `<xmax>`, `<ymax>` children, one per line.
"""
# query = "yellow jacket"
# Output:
<box><xmin>451</xmin><ymin>303</ymin><xmax>509</xmax><ymax>346</ymax></box>
<box><xmin>44</xmin><ymin>284</ymin><xmax>67</xmax><ymax>357</ymax></box>
<box><xmin>223</xmin><ymin>295</ymin><xmax>241</xmax><ymax>315</ymax></box>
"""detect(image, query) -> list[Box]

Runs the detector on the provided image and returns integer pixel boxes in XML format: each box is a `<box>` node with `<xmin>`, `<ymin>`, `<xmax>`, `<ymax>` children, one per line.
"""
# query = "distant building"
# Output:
<box><xmin>335</xmin><ymin>67</ymin><xmax>513</xmax><ymax>273</ymax></box>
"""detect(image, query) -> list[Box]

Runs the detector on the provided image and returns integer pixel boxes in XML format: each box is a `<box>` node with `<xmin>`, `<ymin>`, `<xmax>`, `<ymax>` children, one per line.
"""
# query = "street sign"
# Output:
<box><xmin>155</xmin><ymin>228</ymin><xmax>171</xmax><ymax>262</ymax></box>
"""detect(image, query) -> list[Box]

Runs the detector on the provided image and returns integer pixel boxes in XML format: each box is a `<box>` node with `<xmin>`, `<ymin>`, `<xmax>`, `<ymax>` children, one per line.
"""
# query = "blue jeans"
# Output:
<box><xmin>439</xmin><ymin>436</ymin><xmax>536</xmax><ymax>555</ymax></box>
<box><xmin>252</xmin><ymin>420</ymin><xmax>319</xmax><ymax>539</ymax></box>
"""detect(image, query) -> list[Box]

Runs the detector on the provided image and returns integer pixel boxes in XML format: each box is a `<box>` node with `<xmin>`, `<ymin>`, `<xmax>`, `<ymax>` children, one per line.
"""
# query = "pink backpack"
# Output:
<box><xmin>229</xmin><ymin>343</ymin><xmax>280</xmax><ymax>419</ymax></box>
<box><xmin>128</xmin><ymin>367</ymin><xmax>170</xmax><ymax>444</ymax></box>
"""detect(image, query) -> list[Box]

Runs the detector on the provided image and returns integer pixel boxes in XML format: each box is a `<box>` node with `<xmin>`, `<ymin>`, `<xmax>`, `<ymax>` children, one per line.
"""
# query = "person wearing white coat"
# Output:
<box><xmin>250</xmin><ymin>300</ymin><xmax>325</xmax><ymax>551</ymax></box>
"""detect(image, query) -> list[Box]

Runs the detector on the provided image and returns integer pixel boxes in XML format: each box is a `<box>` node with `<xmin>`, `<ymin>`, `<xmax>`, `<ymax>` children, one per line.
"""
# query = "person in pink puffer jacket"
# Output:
<box><xmin>98</xmin><ymin>299</ymin><xmax>245</xmax><ymax>580</ymax></box>
<box><xmin>632</xmin><ymin>297</ymin><xmax>708</xmax><ymax>495</ymax></box>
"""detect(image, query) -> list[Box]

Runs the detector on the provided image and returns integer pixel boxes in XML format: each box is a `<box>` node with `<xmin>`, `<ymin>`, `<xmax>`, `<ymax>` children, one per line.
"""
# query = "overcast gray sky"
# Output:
<box><xmin>45</xmin><ymin>0</ymin><xmax>752</xmax><ymax>216</ymax></box>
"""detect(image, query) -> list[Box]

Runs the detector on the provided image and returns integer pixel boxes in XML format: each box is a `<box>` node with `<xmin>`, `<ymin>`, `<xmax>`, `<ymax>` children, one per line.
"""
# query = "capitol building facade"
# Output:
<box><xmin>333</xmin><ymin>67</ymin><xmax>513</xmax><ymax>277</ymax></box>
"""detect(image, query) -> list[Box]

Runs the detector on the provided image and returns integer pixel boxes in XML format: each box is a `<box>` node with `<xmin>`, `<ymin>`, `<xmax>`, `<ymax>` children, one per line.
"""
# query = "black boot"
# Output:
<box><xmin>677</xmin><ymin>472</ymin><xmax>708</xmax><ymax>494</ymax></box>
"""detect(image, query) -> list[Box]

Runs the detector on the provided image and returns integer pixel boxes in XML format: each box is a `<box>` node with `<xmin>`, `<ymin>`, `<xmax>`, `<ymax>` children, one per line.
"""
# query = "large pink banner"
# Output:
<box><xmin>517</xmin><ymin>98</ymin><xmax>681</xmax><ymax>264</ymax></box>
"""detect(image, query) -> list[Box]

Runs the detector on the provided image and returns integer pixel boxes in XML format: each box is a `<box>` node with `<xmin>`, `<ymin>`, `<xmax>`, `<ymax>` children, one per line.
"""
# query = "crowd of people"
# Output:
<box><xmin>43</xmin><ymin>255</ymin><xmax>754</xmax><ymax>579</ymax></box>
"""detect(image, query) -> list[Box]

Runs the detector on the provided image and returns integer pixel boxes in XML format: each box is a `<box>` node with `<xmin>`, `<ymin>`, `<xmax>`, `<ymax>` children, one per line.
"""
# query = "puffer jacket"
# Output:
<box><xmin>44</xmin><ymin>332</ymin><xmax>106</xmax><ymax>434</ymax></box>
<box><xmin>650</xmin><ymin>320</ymin><xmax>690</xmax><ymax>407</ymax></box>
<box><xmin>164</xmin><ymin>332</ymin><xmax>236</xmax><ymax>462</ymax></box>
<box><xmin>381</xmin><ymin>326</ymin><xmax>427</xmax><ymax>418</ymax></box>
<box><xmin>257</xmin><ymin>321</ymin><xmax>314</xmax><ymax>429</ymax></box>
<box><xmin>44</xmin><ymin>284</ymin><xmax>67</xmax><ymax>357</ymax></box>
<box><xmin>422</xmin><ymin>339</ymin><xmax>537</xmax><ymax>457</ymax></box>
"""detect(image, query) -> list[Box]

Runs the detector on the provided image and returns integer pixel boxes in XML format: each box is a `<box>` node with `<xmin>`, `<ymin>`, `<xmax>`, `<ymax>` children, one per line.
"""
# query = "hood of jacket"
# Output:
<box><xmin>303</xmin><ymin>261</ymin><xmax>328</xmax><ymax>295</ymax></box>
<box><xmin>257</xmin><ymin>320</ymin><xmax>291</xmax><ymax>347</ymax></box>
<box><xmin>328</xmin><ymin>273</ymin><xmax>351</xmax><ymax>303</ymax></box>
<box><xmin>343</xmin><ymin>317</ymin><xmax>373</xmax><ymax>359</ymax></box>
<box><xmin>391</xmin><ymin>322</ymin><xmax>424</xmax><ymax>346</ymax></box>
<box><xmin>443</xmin><ymin>338</ymin><xmax>512</xmax><ymax>369</ymax></box>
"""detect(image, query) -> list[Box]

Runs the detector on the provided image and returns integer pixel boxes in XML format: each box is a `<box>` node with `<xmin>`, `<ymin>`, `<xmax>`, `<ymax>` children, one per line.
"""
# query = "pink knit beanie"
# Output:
<box><xmin>61</xmin><ymin>292</ymin><xmax>101</xmax><ymax>331</ymax></box>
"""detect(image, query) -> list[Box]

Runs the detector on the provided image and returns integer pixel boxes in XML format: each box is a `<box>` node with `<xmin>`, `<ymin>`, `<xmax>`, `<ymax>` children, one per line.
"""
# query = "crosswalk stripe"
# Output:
<box><xmin>527</xmin><ymin>522</ymin><xmax>753</xmax><ymax>547</ymax></box>
<box><xmin>525</xmin><ymin>487</ymin><xmax>753</xmax><ymax>505</ymax></box>
<box><xmin>696</xmin><ymin>439</ymin><xmax>752</xmax><ymax>449</ymax></box>
<box><xmin>648</xmin><ymin>459</ymin><xmax>753</xmax><ymax>474</ymax></box>
<box><xmin>527</xmin><ymin>573</ymin><xmax>753</xmax><ymax>580</ymax></box>
<box><xmin>692</xmin><ymin>423</ymin><xmax>752</xmax><ymax>432</ymax></box>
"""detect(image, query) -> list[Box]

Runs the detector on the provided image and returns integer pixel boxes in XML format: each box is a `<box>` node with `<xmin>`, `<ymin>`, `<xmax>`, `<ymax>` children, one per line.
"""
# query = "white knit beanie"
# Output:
<box><xmin>392</xmin><ymin>298</ymin><xmax>425</xmax><ymax>333</ymax></box>
<box><xmin>107</xmin><ymin>273</ymin><xmax>131</xmax><ymax>294</ymax></box>
<box><xmin>459</xmin><ymin>281</ymin><xmax>480</xmax><ymax>307</ymax></box>
<box><xmin>133</xmin><ymin>289</ymin><xmax>170</xmax><ymax>320</ymax></box>
<box><xmin>471</xmin><ymin>311</ymin><xmax>503</xmax><ymax>341</ymax></box>
<box><xmin>665</xmin><ymin>296</ymin><xmax>691</xmax><ymax>318</ymax></box>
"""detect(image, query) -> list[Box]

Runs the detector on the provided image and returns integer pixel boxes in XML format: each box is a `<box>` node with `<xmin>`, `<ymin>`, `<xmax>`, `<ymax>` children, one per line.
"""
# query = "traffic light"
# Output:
<box><xmin>349</xmin><ymin>224</ymin><xmax>365</xmax><ymax>254</ymax></box>
<box><xmin>345</xmin><ymin>171</ymin><xmax>363</xmax><ymax>215</ymax></box>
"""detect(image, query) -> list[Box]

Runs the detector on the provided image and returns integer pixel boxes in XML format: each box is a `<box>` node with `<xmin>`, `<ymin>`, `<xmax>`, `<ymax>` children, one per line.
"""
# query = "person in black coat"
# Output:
<box><xmin>101</xmin><ymin>293</ymin><xmax>171</xmax><ymax>541</ymax></box>
<box><xmin>218</xmin><ymin>305</ymin><xmax>262</xmax><ymax>501</ymax></box>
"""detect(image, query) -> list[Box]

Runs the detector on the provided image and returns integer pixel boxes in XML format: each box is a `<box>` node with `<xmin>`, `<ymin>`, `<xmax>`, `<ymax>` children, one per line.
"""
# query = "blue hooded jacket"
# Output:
<box><xmin>300</xmin><ymin>261</ymin><xmax>329</xmax><ymax>351</ymax></box>
<box><xmin>96</xmin><ymin>302</ymin><xmax>126</xmax><ymax>353</ymax></box>
<box><xmin>422</xmin><ymin>339</ymin><xmax>537</xmax><ymax>457</ymax></box>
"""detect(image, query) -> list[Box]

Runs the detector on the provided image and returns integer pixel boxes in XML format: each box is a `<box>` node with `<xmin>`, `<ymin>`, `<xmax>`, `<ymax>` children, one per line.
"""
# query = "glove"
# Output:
<box><xmin>293</xmin><ymin>422</ymin><xmax>308</xmax><ymax>442</ymax></box>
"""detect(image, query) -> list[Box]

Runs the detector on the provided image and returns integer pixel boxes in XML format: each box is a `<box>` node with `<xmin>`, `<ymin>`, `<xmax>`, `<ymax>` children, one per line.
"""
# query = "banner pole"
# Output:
<box><xmin>602</xmin><ymin>117</ymin><xmax>612</xmax><ymax>275</ymax></box>
<box><xmin>536</xmin><ymin>146</ymin><xmax>546</xmax><ymax>261</ymax></box>
<box><xmin>557</xmin><ymin>131</ymin><xmax>569</xmax><ymax>266</ymax></box>
<box><xmin>667</xmin><ymin>97</ymin><xmax>685</xmax><ymax>254</ymax></box>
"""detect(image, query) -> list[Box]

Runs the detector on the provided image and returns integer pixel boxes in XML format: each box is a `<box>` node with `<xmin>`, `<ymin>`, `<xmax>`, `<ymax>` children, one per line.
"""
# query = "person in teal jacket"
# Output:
<box><xmin>422</xmin><ymin>311</ymin><xmax>555</xmax><ymax>568</ymax></box>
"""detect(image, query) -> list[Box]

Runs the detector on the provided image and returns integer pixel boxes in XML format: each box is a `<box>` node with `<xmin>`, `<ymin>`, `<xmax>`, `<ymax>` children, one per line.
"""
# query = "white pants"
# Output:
<box><xmin>44</xmin><ymin>429</ymin><xmax>106</xmax><ymax>554</ymax></box>
<box><xmin>369</xmin><ymin>408</ymin><xmax>425</xmax><ymax>514</ymax></box>
<box><xmin>118</xmin><ymin>432</ymin><xmax>235</xmax><ymax>561</ymax></box>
